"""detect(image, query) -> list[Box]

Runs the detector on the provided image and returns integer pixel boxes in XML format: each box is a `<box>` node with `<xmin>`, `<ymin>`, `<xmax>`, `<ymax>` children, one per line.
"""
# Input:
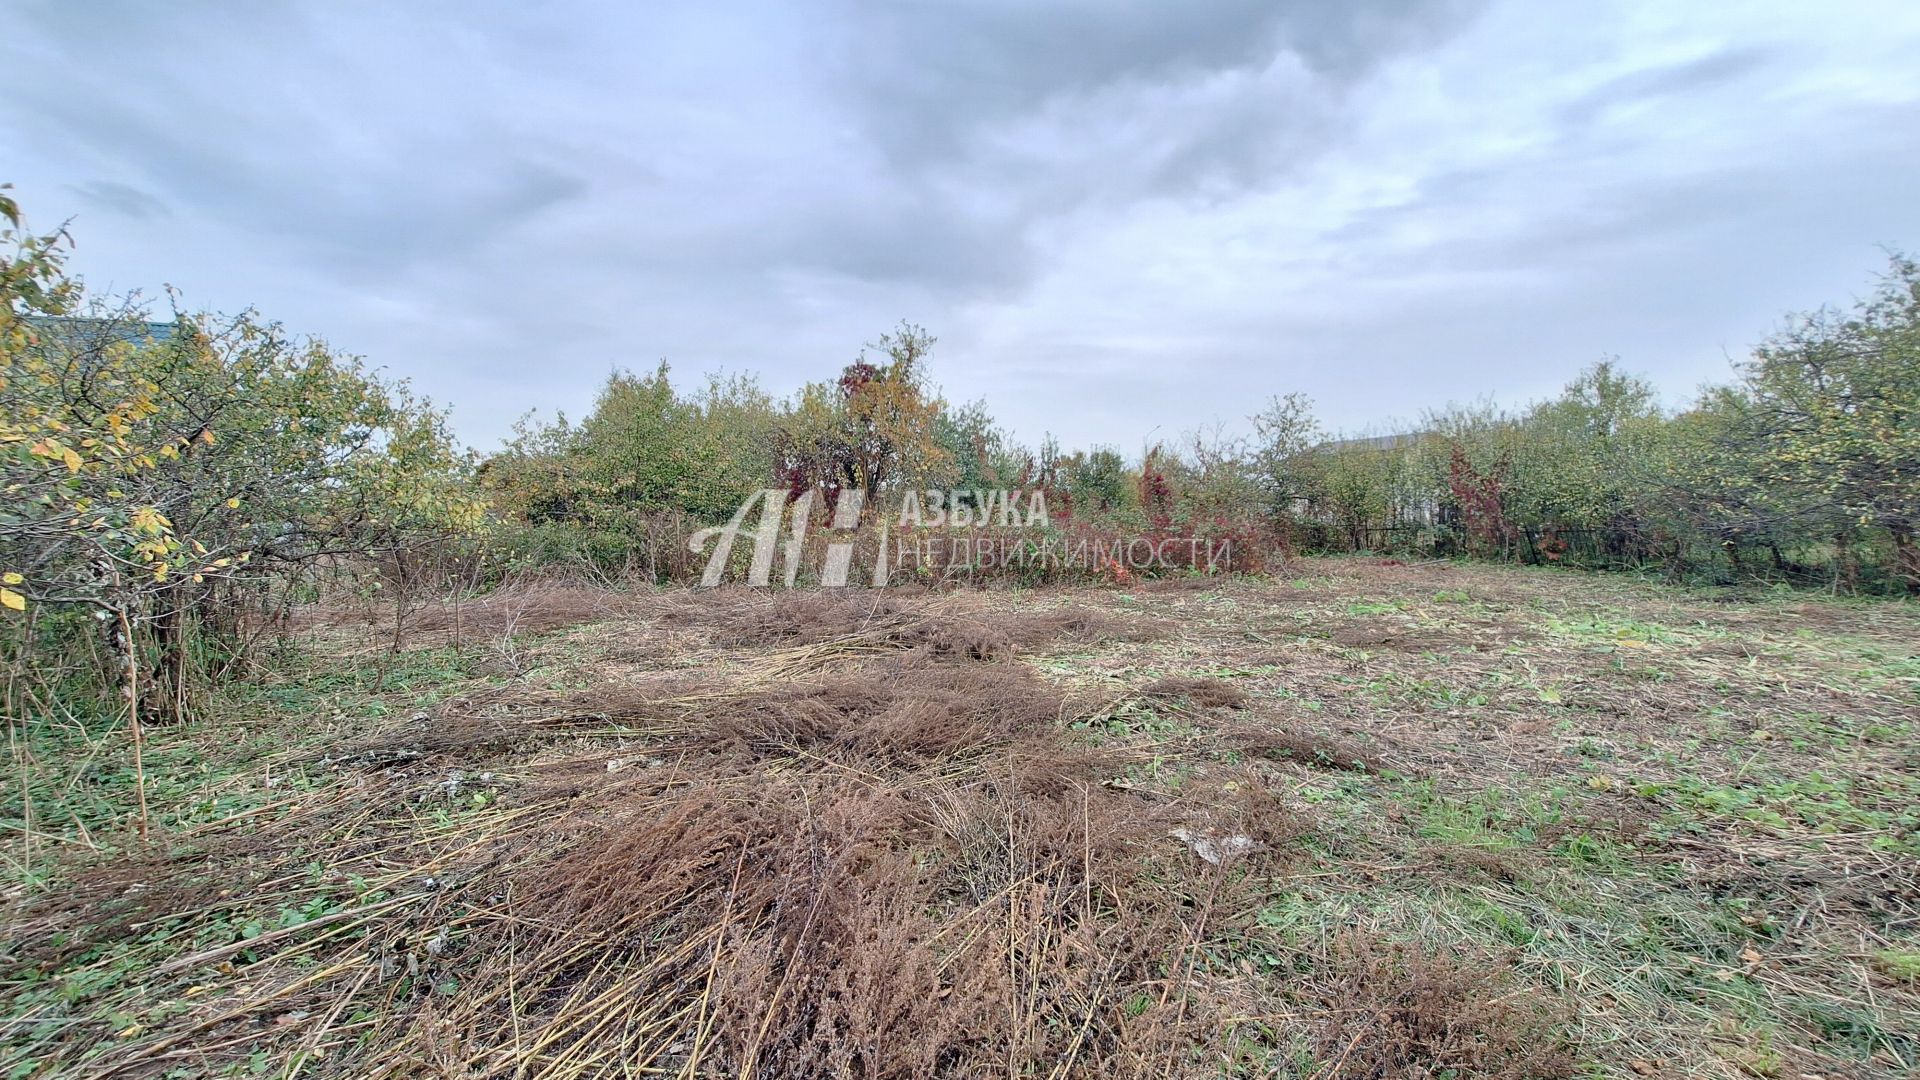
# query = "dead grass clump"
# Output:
<box><xmin>1307</xmin><ymin>932</ymin><xmax>1576</xmax><ymax>1080</ymax></box>
<box><xmin>315</xmin><ymin>652</ymin><xmax>1220</xmax><ymax>1076</ymax></box>
<box><xmin>1005</xmin><ymin>605</ymin><xmax>1168</xmax><ymax>648</ymax></box>
<box><xmin>674</xmin><ymin>590</ymin><xmax>917</xmax><ymax>646</ymax></box>
<box><xmin>321</xmin><ymin>672</ymin><xmax>735</xmax><ymax>770</ymax></box>
<box><xmin>1134</xmin><ymin>574</ymin><xmax>1231</xmax><ymax>593</ymax></box>
<box><xmin>1232</xmin><ymin>726</ymin><xmax>1385</xmax><ymax>773</ymax></box>
<box><xmin>689</xmin><ymin>662</ymin><xmax>1062</xmax><ymax>770</ymax></box>
<box><xmin>911</xmin><ymin>617</ymin><xmax>1015</xmax><ymax>660</ymax></box>
<box><xmin>337</xmin><ymin>659</ymin><xmax>1066</xmax><ymax>780</ymax></box>
<box><xmin>988</xmin><ymin>734</ymin><xmax>1128</xmax><ymax>799</ymax></box>
<box><xmin>914</xmin><ymin>776</ymin><xmax>1178</xmax><ymax>903</ymax></box>
<box><xmin>436</xmin><ymin>768</ymin><xmax>1209</xmax><ymax>1076</ymax></box>
<box><xmin>329</xmin><ymin>713</ymin><xmax>537</xmax><ymax>767</ymax></box>
<box><xmin>323</xmin><ymin>696</ymin><xmax>591</xmax><ymax>768</ymax></box>
<box><xmin>1329</xmin><ymin>623</ymin><xmax>1462</xmax><ymax>653</ymax></box>
<box><xmin>1172</xmin><ymin>770</ymin><xmax>1314</xmax><ymax>866</ymax></box>
<box><xmin>669</xmin><ymin>589</ymin><xmax>1016</xmax><ymax>661</ymax></box>
<box><xmin>1141</xmin><ymin>675</ymin><xmax>1249</xmax><ymax>710</ymax></box>
<box><xmin>13</xmin><ymin>736</ymin><xmax>1218</xmax><ymax>1076</ymax></box>
<box><xmin>1686</xmin><ymin>638</ymin><xmax>1764</xmax><ymax>660</ymax></box>
<box><xmin>407</xmin><ymin>582</ymin><xmax>634</xmax><ymax>638</ymax></box>
<box><xmin>0</xmin><ymin>848</ymin><xmax>233</xmax><ymax>971</ymax></box>
<box><xmin>1424</xmin><ymin>842</ymin><xmax>1536</xmax><ymax>884</ymax></box>
<box><xmin>664</xmin><ymin>590</ymin><xmax>1173</xmax><ymax>661</ymax></box>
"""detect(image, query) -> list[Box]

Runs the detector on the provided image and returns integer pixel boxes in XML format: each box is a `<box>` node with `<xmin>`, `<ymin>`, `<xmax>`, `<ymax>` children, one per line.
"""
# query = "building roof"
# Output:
<box><xmin>24</xmin><ymin>315</ymin><xmax>183</xmax><ymax>350</ymax></box>
<box><xmin>1314</xmin><ymin>432</ymin><xmax>1427</xmax><ymax>454</ymax></box>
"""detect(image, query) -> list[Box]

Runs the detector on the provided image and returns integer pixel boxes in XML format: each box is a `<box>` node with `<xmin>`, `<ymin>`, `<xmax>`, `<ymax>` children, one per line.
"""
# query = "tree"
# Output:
<box><xmin>1250</xmin><ymin>392</ymin><xmax>1322</xmax><ymax>515</ymax></box>
<box><xmin>1064</xmin><ymin>446</ymin><xmax>1129</xmax><ymax>515</ymax></box>
<box><xmin>481</xmin><ymin>365</ymin><xmax>778</xmax><ymax>580</ymax></box>
<box><xmin>1652</xmin><ymin>390</ymin><xmax>1791</xmax><ymax>577</ymax></box>
<box><xmin>1513</xmin><ymin>361</ymin><xmax>1663</xmax><ymax>531</ymax></box>
<box><xmin>1312</xmin><ymin>439</ymin><xmax>1415</xmax><ymax>550</ymax></box>
<box><xmin>774</xmin><ymin>322</ymin><xmax>951</xmax><ymax>502</ymax></box>
<box><xmin>1725</xmin><ymin>255</ymin><xmax>1920</xmax><ymax>591</ymax></box>
<box><xmin>568</xmin><ymin>363</ymin><xmax>776</xmax><ymax>521</ymax></box>
<box><xmin>1419</xmin><ymin>401</ymin><xmax>1521</xmax><ymax>560</ymax></box>
<box><xmin>1177</xmin><ymin>422</ymin><xmax>1262</xmax><ymax>522</ymax></box>
<box><xmin>2</xmin><ymin>190</ymin><xmax>481</xmax><ymax>720</ymax></box>
<box><xmin>935</xmin><ymin>399</ymin><xmax>1028</xmax><ymax>491</ymax></box>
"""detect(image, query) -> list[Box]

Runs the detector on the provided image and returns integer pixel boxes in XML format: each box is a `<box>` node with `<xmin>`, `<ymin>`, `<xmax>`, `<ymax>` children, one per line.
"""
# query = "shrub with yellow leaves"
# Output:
<box><xmin>2</xmin><ymin>186</ymin><xmax>483</xmax><ymax>719</ymax></box>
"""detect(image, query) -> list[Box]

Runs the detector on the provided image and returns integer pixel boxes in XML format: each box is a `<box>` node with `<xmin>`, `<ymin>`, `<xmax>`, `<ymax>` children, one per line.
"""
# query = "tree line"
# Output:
<box><xmin>4</xmin><ymin>186</ymin><xmax>1916</xmax><ymax>725</ymax></box>
<box><xmin>484</xmin><ymin>264</ymin><xmax>1920</xmax><ymax>597</ymax></box>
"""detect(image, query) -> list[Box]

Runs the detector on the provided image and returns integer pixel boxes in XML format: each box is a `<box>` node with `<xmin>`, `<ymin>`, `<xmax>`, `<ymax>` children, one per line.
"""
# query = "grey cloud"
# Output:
<box><xmin>790</xmin><ymin>198</ymin><xmax>1034</xmax><ymax>291</ymax></box>
<box><xmin>1557</xmin><ymin>47</ymin><xmax>1777</xmax><ymax>128</ymax></box>
<box><xmin>833</xmin><ymin>0</ymin><xmax>1298</xmax><ymax>168</ymax></box>
<box><xmin>1325</xmin><ymin>96</ymin><xmax>1920</xmax><ymax>290</ymax></box>
<box><xmin>2</xmin><ymin>0</ymin><xmax>1486</xmax><ymax>301</ymax></box>
<box><xmin>836</xmin><ymin>0</ymin><xmax>1487</xmax><ymax>170</ymax></box>
<box><xmin>69</xmin><ymin>180</ymin><xmax>168</xmax><ymax>219</ymax></box>
<box><xmin>3</xmin><ymin>2</ymin><xmax>588</xmax><ymax>275</ymax></box>
<box><xmin>792</xmin><ymin>0</ymin><xmax>1492</xmax><ymax>290</ymax></box>
<box><xmin>1136</xmin><ymin>69</ymin><xmax>1342</xmax><ymax>200</ymax></box>
<box><xmin>8</xmin><ymin>94</ymin><xmax>587</xmax><ymax>275</ymax></box>
<box><xmin>2</xmin><ymin>0</ymin><xmax>1916</xmax><ymax>456</ymax></box>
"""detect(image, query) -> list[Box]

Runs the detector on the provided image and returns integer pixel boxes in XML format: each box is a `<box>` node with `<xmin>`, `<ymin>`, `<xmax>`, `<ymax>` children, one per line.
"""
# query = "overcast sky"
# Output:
<box><xmin>4</xmin><ymin>1</ymin><xmax>1918</xmax><ymax>453</ymax></box>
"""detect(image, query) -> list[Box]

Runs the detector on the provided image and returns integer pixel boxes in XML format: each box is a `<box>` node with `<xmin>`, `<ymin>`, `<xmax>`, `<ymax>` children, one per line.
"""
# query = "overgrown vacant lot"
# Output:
<box><xmin>4</xmin><ymin>559</ymin><xmax>1918</xmax><ymax>1078</ymax></box>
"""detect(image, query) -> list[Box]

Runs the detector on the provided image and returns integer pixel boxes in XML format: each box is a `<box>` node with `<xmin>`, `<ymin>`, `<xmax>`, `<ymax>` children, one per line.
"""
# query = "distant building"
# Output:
<box><xmin>1313</xmin><ymin>432</ymin><xmax>1427</xmax><ymax>455</ymax></box>
<box><xmin>24</xmin><ymin>315</ymin><xmax>183</xmax><ymax>353</ymax></box>
<box><xmin>1296</xmin><ymin>431</ymin><xmax>1443</xmax><ymax>529</ymax></box>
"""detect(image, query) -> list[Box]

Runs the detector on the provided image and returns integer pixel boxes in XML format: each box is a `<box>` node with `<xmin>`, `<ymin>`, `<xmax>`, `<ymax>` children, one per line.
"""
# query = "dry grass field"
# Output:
<box><xmin>4</xmin><ymin>559</ymin><xmax>1918</xmax><ymax>1078</ymax></box>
